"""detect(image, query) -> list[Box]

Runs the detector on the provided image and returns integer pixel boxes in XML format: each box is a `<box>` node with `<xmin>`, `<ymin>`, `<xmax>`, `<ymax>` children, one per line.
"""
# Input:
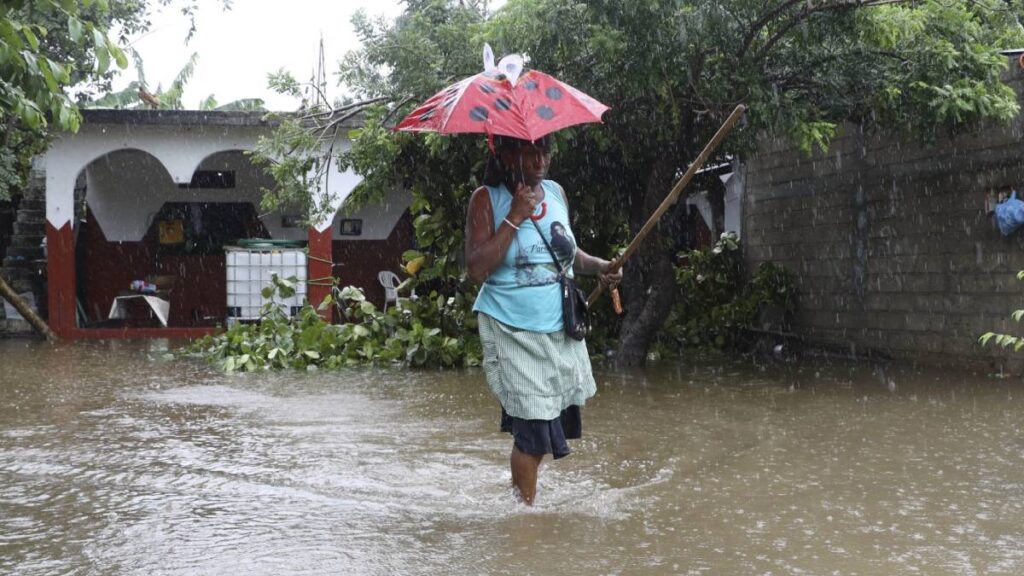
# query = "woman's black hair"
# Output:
<box><xmin>481</xmin><ymin>135</ymin><xmax>550</xmax><ymax>187</ymax></box>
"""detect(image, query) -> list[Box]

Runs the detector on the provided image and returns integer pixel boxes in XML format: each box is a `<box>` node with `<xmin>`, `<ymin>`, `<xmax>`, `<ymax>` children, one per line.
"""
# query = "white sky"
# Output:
<box><xmin>112</xmin><ymin>1</ymin><xmax>407</xmax><ymax>111</ymax></box>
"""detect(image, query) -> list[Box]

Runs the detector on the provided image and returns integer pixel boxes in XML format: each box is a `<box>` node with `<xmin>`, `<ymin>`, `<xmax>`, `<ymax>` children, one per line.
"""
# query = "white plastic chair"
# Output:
<box><xmin>378</xmin><ymin>271</ymin><xmax>400</xmax><ymax>311</ymax></box>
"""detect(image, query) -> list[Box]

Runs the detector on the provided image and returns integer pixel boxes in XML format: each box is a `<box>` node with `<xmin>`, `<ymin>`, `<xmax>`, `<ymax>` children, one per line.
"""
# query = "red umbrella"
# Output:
<box><xmin>395</xmin><ymin>58</ymin><xmax>609</xmax><ymax>141</ymax></box>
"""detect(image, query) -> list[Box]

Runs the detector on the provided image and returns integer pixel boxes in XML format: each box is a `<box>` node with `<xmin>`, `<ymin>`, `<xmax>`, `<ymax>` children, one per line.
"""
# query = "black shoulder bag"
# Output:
<box><xmin>531</xmin><ymin>219</ymin><xmax>591</xmax><ymax>341</ymax></box>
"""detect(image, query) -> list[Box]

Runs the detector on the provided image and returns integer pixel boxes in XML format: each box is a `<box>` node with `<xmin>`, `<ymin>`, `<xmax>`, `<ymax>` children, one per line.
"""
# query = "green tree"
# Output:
<box><xmin>0</xmin><ymin>0</ymin><xmax>131</xmax><ymax>199</ymax></box>
<box><xmin>265</xmin><ymin>0</ymin><xmax>1024</xmax><ymax>365</ymax></box>
<box><xmin>87</xmin><ymin>52</ymin><xmax>265</xmax><ymax>111</ymax></box>
<box><xmin>0</xmin><ymin>0</ymin><xmax>231</xmax><ymax>201</ymax></box>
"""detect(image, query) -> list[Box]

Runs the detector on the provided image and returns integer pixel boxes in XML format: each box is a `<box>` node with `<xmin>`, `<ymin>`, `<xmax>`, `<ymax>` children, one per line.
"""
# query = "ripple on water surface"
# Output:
<box><xmin>2</xmin><ymin>340</ymin><xmax>1024</xmax><ymax>574</ymax></box>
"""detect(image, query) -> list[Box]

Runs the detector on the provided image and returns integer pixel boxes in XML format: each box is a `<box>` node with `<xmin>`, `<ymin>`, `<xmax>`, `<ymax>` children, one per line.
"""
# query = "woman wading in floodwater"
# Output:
<box><xmin>465</xmin><ymin>135</ymin><xmax>621</xmax><ymax>505</ymax></box>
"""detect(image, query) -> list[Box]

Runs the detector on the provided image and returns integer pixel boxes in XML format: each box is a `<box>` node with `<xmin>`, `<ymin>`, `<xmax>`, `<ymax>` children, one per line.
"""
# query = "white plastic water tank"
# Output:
<box><xmin>225</xmin><ymin>245</ymin><xmax>307</xmax><ymax>321</ymax></box>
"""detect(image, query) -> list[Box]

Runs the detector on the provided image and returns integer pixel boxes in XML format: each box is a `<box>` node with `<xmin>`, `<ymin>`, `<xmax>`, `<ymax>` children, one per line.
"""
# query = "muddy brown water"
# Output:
<box><xmin>2</xmin><ymin>339</ymin><xmax>1024</xmax><ymax>575</ymax></box>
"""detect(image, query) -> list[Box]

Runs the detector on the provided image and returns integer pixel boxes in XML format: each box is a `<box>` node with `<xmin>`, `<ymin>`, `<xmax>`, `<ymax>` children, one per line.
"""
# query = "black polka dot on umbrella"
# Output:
<box><xmin>545</xmin><ymin>86</ymin><xmax>563</xmax><ymax>100</ymax></box>
<box><xmin>523</xmin><ymin>80</ymin><xmax>539</xmax><ymax>91</ymax></box>
<box><xmin>494</xmin><ymin>97</ymin><xmax>511</xmax><ymax>111</ymax></box>
<box><xmin>479</xmin><ymin>83</ymin><xmax>497</xmax><ymax>94</ymax></box>
<box><xmin>537</xmin><ymin>106</ymin><xmax>555</xmax><ymax>120</ymax></box>
<box><xmin>470</xmin><ymin>106</ymin><xmax>489</xmax><ymax>121</ymax></box>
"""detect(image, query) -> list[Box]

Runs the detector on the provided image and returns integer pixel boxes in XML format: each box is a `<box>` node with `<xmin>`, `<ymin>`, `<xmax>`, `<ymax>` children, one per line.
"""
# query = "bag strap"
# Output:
<box><xmin>530</xmin><ymin>218</ymin><xmax>568</xmax><ymax>277</ymax></box>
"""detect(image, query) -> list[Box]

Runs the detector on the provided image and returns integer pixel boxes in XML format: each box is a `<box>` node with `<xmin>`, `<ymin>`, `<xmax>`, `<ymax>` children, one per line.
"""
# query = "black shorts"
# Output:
<box><xmin>500</xmin><ymin>405</ymin><xmax>582</xmax><ymax>460</ymax></box>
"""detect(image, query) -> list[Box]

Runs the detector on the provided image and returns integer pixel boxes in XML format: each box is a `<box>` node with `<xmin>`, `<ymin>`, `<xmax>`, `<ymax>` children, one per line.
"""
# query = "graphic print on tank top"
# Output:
<box><xmin>513</xmin><ymin>220</ymin><xmax>577</xmax><ymax>287</ymax></box>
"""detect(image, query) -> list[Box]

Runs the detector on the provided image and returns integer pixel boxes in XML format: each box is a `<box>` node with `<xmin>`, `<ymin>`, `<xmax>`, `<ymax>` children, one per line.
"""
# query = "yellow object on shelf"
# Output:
<box><xmin>158</xmin><ymin>219</ymin><xmax>185</xmax><ymax>245</ymax></box>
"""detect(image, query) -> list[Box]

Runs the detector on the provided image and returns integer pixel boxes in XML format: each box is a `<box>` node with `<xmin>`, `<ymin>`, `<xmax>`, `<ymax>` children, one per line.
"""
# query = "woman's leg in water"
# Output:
<box><xmin>510</xmin><ymin>445</ymin><xmax>543</xmax><ymax>505</ymax></box>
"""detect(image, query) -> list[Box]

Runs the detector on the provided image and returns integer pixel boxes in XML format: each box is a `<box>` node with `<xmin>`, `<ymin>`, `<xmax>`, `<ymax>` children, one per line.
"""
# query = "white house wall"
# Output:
<box><xmin>328</xmin><ymin>187</ymin><xmax>410</xmax><ymax>241</ymax></box>
<box><xmin>43</xmin><ymin>120</ymin><xmax>409</xmax><ymax>240</ymax></box>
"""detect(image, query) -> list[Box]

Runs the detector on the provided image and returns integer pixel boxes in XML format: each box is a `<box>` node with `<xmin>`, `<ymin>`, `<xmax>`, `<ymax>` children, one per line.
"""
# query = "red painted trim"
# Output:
<box><xmin>308</xmin><ymin>227</ymin><xmax>333</xmax><ymax>322</ymax></box>
<box><xmin>69</xmin><ymin>327</ymin><xmax>218</xmax><ymax>340</ymax></box>
<box><xmin>49</xmin><ymin>219</ymin><xmax>220</xmax><ymax>341</ymax></box>
<box><xmin>46</xmin><ymin>222</ymin><xmax>75</xmax><ymax>338</ymax></box>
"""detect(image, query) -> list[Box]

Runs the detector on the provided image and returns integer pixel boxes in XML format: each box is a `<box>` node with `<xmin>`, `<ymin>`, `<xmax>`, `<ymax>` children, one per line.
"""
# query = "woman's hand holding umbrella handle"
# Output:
<box><xmin>507</xmin><ymin>183</ymin><xmax>539</xmax><ymax>225</ymax></box>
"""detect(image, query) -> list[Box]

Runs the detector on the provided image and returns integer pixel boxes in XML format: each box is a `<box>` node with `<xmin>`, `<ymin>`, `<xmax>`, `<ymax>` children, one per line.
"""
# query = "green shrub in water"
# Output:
<box><xmin>979</xmin><ymin>270</ymin><xmax>1024</xmax><ymax>352</ymax></box>
<box><xmin>659</xmin><ymin>233</ymin><xmax>797</xmax><ymax>353</ymax></box>
<box><xmin>185</xmin><ymin>274</ymin><xmax>481</xmax><ymax>372</ymax></box>
<box><xmin>187</xmin><ymin>234</ymin><xmax>797</xmax><ymax>371</ymax></box>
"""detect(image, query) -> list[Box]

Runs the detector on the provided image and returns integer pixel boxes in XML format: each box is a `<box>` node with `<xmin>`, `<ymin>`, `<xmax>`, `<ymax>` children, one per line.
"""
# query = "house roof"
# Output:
<box><xmin>80</xmin><ymin>109</ymin><xmax>276</xmax><ymax>127</ymax></box>
<box><xmin>80</xmin><ymin>108</ymin><xmax>368</xmax><ymax>130</ymax></box>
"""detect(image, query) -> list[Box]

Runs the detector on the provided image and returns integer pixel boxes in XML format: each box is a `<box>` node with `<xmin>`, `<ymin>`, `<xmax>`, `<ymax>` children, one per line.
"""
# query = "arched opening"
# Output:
<box><xmin>74</xmin><ymin>148</ymin><xmax>284</xmax><ymax>329</ymax></box>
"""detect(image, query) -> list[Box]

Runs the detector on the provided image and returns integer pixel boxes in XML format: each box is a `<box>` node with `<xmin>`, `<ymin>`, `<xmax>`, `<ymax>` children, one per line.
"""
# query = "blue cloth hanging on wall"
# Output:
<box><xmin>996</xmin><ymin>190</ymin><xmax>1024</xmax><ymax>236</ymax></box>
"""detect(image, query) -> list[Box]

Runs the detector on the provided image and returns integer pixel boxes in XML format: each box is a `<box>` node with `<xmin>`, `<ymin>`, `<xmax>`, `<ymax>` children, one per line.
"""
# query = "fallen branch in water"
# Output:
<box><xmin>0</xmin><ymin>274</ymin><xmax>56</xmax><ymax>341</ymax></box>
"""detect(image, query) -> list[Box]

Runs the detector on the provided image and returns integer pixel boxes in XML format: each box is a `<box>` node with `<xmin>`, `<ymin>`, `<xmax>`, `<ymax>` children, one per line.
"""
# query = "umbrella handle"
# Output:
<box><xmin>586</xmin><ymin>103</ymin><xmax>748</xmax><ymax>309</ymax></box>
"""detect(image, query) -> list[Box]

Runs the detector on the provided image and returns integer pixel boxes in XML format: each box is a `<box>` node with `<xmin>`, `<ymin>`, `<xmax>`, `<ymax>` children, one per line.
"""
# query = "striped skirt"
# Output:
<box><xmin>478</xmin><ymin>313</ymin><xmax>597</xmax><ymax>421</ymax></box>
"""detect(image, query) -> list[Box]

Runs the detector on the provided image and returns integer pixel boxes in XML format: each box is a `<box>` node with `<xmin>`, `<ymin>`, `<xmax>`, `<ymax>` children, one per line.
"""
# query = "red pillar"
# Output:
<box><xmin>46</xmin><ymin>222</ymin><xmax>76</xmax><ymax>338</ymax></box>
<box><xmin>307</xmin><ymin>227</ymin><xmax>333</xmax><ymax>322</ymax></box>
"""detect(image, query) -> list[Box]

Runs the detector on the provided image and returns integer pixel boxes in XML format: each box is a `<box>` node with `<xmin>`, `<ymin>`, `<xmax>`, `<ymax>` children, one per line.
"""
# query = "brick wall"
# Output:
<box><xmin>743</xmin><ymin>59</ymin><xmax>1024</xmax><ymax>370</ymax></box>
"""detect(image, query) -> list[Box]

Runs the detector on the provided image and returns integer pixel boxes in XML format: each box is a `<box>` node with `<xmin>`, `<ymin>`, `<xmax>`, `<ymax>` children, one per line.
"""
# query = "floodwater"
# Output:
<box><xmin>1</xmin><ymin>340</ymin><xmax>1023</xmax><ymax>575</ymax></box>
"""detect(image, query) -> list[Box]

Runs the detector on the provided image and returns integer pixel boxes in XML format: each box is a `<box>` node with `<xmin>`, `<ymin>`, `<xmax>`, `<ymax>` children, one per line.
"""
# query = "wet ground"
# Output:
<box><xmin>2</xmin><ymin>339</ymin><xmax>1023</xmax><ymax>575</ymax></box>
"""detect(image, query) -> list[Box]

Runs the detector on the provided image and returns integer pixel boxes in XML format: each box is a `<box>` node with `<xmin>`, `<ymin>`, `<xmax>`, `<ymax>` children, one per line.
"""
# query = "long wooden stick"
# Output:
<box><xmin>0</xmin><ymin>274</ymin><xmax>57</xmax><ymax>341</ymax></box>
<box><xmin>588</xmin><ymin>104</ymin><xmax>747</xmax><ymax>307</ymax></box>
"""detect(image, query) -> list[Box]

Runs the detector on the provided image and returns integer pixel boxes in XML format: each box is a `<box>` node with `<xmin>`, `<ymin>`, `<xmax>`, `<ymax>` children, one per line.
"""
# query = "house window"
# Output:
<box><xmin>177</xmin><ymin>170</ymin><xmax>236</xmax><ymax>189</ymax></box>
<box><xmin>339</xmin><ymin>218</ymin><xmax>363</xmax><ymax>236</ymax></box>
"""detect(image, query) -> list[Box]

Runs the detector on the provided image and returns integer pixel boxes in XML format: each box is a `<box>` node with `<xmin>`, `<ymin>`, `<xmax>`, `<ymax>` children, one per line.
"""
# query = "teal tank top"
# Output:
<box><xmin>472</xmin><ymin>180</ymin><xmax>577</xmax><ymax>332</ymax></box>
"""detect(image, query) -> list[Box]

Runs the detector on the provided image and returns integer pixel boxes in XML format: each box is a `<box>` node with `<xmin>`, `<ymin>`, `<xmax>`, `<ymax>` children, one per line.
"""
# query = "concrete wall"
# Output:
<box><xmin>743</xmin><ymin>61</ymin><xmax>1024</xmax><ymax>370</ymax></box>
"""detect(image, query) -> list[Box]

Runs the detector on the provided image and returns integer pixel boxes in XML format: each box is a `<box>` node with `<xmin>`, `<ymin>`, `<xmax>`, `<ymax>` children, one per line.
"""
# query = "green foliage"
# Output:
<box><xmin>979</xmin><ymin>270</ymin><xmax>1024</xmax><ymax>352</ymax></box>
<box><xmin>185</xmin><ymin>275</ymin><xmax>481</xmax><ymax>372</ymax></box>
<box><xmin>249</xmin><ymin>106</ymin><xmax>331</xmax><ymax>226</ymax></box>
<box><xmin>660</xmin><ymin>233</ymin><xmax>797</xmax><ymax>352</ymax></box>
<box><xmin>0</xmin><ymin>0</ymin><xmax>233</xmax><ymax>201</ymax></box>
<box><xmin>255</xmin><ymin>0</ymin><xmax>1024</xmax><ymax>362</ymax></box>
<box><xmin>249</xmin><ymin>36</ymin><xmax>391</xmax><ymax>228</ymax></box>
<box><xmin>0</xmin><ymin>1</ymin><xmax>128</xmax><ymax>130</ymax></box>
<box><xmin>156</xmin><ymin>51</ymin><xmax>198</xmax><ymax>109</ymax></box>
<box><xmin>87</xmin><ymin>52</ymin><xmax>266</xmax><ymax>111</ymax></box>
<box><xmin>858</xmin><ymin>2</ymin><xmax>1022</xmax><ymax>134</ymax></box>
<box><xmin>212</xmin><ymin>98</ymin><xmax>265</xmax><ymax>112</ymax></box>
<box><xmin>252</xmin><ymin>2</ymin><xmax>491</xmax><ymax>229</ymax></box>
<box><xmin>0</xmin><ymin>0</ymin><xmax>130</xmax><ymax>200</ymax></box>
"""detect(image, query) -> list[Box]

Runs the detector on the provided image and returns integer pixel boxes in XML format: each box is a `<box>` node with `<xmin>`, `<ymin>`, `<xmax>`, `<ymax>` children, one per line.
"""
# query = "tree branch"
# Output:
<box><xmin>736</xmin><ymin>0</ymin><xmax>805</xmax><ymax>60</ymax></box>
<box><xmin>752</xmin><ymin>0</ymin><xmax>914</xmax><ymax>64</ymax></box>
<box><xmin>298</xmin><ymin>95</ymin><xmax>390</xmax><ymax>121</ymax></box>
<box><xmin>381</xmin><ymin>95</ymin><xmax>415</xmax><ymax>126</ymax></box>
<box><xmin>314</xmin><ymin>107</ymin><xmax>372</xmax><ymax>141</ymax></box>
